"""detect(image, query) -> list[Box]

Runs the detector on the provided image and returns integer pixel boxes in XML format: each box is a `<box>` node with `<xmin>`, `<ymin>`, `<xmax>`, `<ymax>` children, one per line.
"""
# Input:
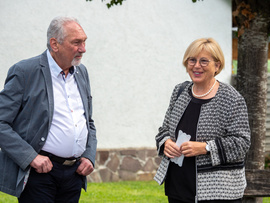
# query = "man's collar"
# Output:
<box><xmin>46</xmin><ymin>50</ymin><xmax>76</xmax><ymax>77</ymax></box>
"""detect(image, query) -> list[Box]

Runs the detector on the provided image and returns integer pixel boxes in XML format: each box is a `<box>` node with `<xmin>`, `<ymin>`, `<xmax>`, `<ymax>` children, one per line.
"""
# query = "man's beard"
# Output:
<box><xmin>71</xmin><ymin>55</ymin><xmax>83</xmax><ymax>66</ymax></box>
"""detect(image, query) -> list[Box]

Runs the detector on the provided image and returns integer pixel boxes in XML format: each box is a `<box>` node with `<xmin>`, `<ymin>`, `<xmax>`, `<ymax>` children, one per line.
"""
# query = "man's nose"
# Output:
<box><xmin>78</xmin><ymin>44</ymin><xmax>86</xmax><ymax>53</ymax></box>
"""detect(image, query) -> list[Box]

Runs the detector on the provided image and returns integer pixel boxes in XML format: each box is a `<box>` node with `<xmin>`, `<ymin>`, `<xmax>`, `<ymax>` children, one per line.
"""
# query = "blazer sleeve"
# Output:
<box><xmin>78</xmin><ymin>65</ymin><xmax>97</xmax><ymax>166</ymax></box>
<box><xmin>0</xmin><ymin>64</ymin><xmax>37</xmax><ymax>170</ymax></box>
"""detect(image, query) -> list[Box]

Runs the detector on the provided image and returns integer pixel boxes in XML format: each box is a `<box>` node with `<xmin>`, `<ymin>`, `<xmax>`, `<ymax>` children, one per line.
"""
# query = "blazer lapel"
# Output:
<box><xmin>40</xmin><ymin>51</ymin><xmax>54</xmax><ymax>129</ymax></box>
<box><xmin>74</xmin><ymin>67</ymin><xmax>89</xmax><ymax>121</ymax></box>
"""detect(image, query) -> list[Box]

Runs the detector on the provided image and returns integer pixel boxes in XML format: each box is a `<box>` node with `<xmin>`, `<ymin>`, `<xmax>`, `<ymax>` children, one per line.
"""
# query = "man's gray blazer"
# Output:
<box><xmin>0</xmin><ymin>51</ymin><xmax>97</xmax><ymax>197</ymax></box>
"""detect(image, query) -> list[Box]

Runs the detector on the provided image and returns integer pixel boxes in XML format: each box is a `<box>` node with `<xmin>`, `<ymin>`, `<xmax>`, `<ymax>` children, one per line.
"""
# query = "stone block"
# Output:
<box><xmin>94</xmin><ymin>162</ymin><xmax>100</xmax><ymax>169</ymax></box>
<box><xmin>119</xmin><ymin>170</ymin><xmax>136</xmax><ymax>181</ymax></box>
<box><xmin>107</xmin><ymin>154</ymin><xmax>120</xmax><ymax>172</ymax></box>
<box><xmin>88</xmin><ymin>171</ymin><xmax>102</xmax><ymax>183</ymax></box>
<box><xmin>137</xmin><ymin>172</ymin><xmax>155</xmax><ymax>181</ymax></box>
<box><xmin>120</xmin><ymin>157</ymin><xmax>142</xmax><ymax>172</ymax></box>
<box><xmin>146</xmin><ymin>149</ymin><xmax>157</xmax><ymax>157</ymax></box>
<box><xmin>120</xmin><ymin>149</ymin><xmax>137</xmax><ymax>157</ymax></box>
<box><xmin>99</xmin><ymin>151</ymin><xmax>109</xmax><ymax>165</ymax></box>
<box><xmin>154</xmin><ymin>157</ymin><xmax>162</xmax><ymax>166</ymax></box>
<box><xmin>99</xmin><ymin>168</ymin><xmax>112</xmax><ymax>182</ymax></box>
<box><xmin>143</xmin><ymin>159</ymin><xmax>156</xmax><ymax>172</ymax></box>
<box><xmin>111</xmin><ymin>173</ymin><xmax>120</xmax><ymax>182</ymax></box>
<box><xmin>137</xmin><ymin>150</ymin><xmax>146</xmax><ymax>161</ymax></box>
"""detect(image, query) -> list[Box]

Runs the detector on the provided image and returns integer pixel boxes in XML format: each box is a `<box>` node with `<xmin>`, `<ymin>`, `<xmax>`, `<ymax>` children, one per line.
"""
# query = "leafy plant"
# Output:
<box><xmin>86</xmin><ymin>0</ymin><xmax>125</xmax><ymax>9</ymax></box>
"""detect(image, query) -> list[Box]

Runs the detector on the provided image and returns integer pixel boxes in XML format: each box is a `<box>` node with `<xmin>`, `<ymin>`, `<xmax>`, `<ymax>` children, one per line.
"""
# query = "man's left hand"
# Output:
<box><xmin>76</xmin><ymin>157</ymin><xmax>94</xmax><ymax>176</ymax></box>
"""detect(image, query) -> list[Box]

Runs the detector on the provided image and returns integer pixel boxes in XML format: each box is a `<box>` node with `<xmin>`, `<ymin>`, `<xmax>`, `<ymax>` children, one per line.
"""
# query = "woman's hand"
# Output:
<box><xmin>164</xmin><ymin>139</ymin><xmax>181</xmax><ymax>158</ymax></box>
<box><xmin>181</xmin><ymin>141</ymin><xmax>207</xmax><ymax>157</ymax></box>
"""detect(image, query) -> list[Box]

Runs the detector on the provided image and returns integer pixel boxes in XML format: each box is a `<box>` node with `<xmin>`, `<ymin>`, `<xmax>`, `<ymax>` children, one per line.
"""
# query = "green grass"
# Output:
<box><xmin>80</xmin><ymin>181</ymin><xmax>166</xmax><ymax>203</ymax></box>
<box><xmin>264</xmin><ymin>198</ymin><xmax>270</xmax><ymax>203</ymax></box>
<box><xmin>0</xmin><ymin>181</ymin><xmax>270</xmax><ymax>202</ymax></box>
<box><xmin>0</xmin><ymin>181</ymin><xmax>166</xmax><ymax>203</ymax></box>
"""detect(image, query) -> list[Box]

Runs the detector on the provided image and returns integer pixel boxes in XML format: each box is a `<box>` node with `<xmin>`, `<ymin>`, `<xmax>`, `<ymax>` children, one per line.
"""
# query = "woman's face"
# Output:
<box><xmin>186</xmin><ymin>50</ymin><xmax>220</xmax><ymax>85</ymax></box>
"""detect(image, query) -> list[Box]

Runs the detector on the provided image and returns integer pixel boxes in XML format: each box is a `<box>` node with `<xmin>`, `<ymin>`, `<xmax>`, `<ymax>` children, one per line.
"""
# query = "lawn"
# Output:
<box><xmin>0</xmin><ymin>181</ymin><xmax>166</xmax><ymax>203</ymax></box>
<box><xmin>80</xmin><ymin>181</ymin><xmax>166</xmax><ymax>203</ymax></box>
<box><xmin>0</xmin><ymin>181</ymin><xmax>269</xmax><ymax>203</ymax></box>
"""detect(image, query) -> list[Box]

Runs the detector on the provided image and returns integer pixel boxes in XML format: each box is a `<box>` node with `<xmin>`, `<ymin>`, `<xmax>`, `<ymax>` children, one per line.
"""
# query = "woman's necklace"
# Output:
<box><xmin>192</xmin><ymin>79</ymin><xmax>217</xmax><ymax>98</ymax></box>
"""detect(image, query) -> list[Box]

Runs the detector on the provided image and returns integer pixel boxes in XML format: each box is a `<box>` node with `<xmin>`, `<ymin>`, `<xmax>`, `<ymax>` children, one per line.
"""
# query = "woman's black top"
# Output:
<box><xmin>165</xmin><ymin>91</ymin><xmax>212</xmax><ymax>202</ymax></box>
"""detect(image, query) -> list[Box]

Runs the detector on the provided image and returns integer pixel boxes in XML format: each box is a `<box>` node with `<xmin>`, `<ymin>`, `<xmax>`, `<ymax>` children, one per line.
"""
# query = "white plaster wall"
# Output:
<box><xmin>0</xmin><ymin>0</ymin><xmax>232</xmax><ymax>149</ymax></box>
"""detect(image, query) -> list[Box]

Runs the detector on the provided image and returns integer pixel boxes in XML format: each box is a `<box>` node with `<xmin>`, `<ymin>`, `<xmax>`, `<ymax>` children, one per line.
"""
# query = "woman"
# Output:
<box><xmin>154</xmin><ymin>38</ymin><xmax>250</xmax><ymax>203</ymax></box>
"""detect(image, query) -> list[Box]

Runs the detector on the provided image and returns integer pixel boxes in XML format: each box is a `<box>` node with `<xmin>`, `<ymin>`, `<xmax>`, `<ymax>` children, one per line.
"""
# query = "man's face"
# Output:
<box><xmin>56</xmin><ymin>22</ymin><xmax>87</xmax><ymax>70</ymax></box>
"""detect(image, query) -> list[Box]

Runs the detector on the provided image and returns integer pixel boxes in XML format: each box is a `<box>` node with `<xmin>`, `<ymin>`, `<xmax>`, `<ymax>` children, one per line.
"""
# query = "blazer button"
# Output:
<box><xmin>41</xmin><ymin>137</ymin><xmax>45</xmax><ymax>142</ymax></box>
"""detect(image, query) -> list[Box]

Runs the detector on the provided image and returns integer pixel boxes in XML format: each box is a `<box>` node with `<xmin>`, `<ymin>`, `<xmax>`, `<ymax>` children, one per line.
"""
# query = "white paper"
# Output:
<box><xmin>171</xmin><ymin>130</ymin><xmax>191</xmax><ymax>167</ymax></box>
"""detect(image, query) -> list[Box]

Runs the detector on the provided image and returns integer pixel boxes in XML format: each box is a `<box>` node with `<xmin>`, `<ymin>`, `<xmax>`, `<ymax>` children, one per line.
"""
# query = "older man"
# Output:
<box><xmin>0</xmin><ymin>16</ymin><xmax>97</xmax><ymax>203</ymax></box>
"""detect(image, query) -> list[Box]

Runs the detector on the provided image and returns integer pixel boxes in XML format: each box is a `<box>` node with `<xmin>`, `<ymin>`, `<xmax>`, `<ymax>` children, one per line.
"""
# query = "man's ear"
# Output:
<box><xmin>50</xmin><ymin>38</ymin><xmax>59</xmax><ymax>52</ymax></box>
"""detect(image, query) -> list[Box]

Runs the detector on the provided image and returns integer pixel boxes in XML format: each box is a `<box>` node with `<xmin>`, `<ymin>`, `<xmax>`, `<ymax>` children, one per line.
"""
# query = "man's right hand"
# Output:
<box><xmin>30</xmin><ymin>154</ymin><xmax>53</xmax><ymax>173</ymax></box>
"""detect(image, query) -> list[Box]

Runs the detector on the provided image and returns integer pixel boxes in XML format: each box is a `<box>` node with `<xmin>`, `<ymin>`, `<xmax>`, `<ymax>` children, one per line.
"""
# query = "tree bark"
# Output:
<box><xmin>237</xmin><ymin>13</ymin><xmax>269</xmax><ymax>170</ymax></box>
<box><xmin>236</xmin><ymin>10</ymin><xmax>270</xmax><ymax>203</ymax></box>
<box><xmin>244</xmin><ymin>169</ymin><xmax>270</xmax><ymax>197</ymax></box>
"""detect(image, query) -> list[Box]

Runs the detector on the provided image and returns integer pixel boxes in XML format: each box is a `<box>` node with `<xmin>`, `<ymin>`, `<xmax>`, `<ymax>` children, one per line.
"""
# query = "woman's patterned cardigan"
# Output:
<box><xmin>154</xmin><ymin>81</ymin><xmax>251</xmax><ymax>201</ymax></box>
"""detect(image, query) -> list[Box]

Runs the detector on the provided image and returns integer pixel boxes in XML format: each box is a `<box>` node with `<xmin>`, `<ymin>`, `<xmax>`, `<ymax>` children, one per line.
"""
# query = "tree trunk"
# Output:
<box><xmin>236</xmin><ymin>13</ymin><xmax>269</xmax><ymax>203</ymax></box>
<box><xmin>242</xmin><ymin>197</ymin><xmax>263</xmax><ymax>203</ymax></box>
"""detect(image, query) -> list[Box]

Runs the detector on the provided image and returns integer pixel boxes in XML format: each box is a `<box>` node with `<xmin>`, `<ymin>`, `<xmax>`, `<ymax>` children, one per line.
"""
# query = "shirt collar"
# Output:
<box><xmin>46</xmin><ymin>50</ymin><xmax>76</xmax><ymax>77</ymax></box>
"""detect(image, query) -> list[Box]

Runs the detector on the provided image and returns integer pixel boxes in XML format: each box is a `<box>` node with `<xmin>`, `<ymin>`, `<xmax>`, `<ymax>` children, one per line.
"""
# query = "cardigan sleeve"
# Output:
<box><xmin>155</xmin><ymin>84</ymin><xmax>182</xmax><ymax>157</ymax></box>
<box><xmin>209</xmin><ymin>94</ymin><xmax>251</xmax><ymax>166</ymax></box>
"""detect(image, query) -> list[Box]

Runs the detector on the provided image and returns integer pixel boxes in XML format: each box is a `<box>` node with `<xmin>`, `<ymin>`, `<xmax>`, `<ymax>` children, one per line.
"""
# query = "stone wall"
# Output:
<box><xmin>87</xmin><ymin>148</ymin><xmax>162</xmax><ymax>182</ymax></box>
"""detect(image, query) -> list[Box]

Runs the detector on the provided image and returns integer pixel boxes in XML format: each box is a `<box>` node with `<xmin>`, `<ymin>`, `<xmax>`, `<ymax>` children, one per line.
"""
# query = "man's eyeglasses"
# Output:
<box><xmin>187</xmin><ymin>57</ymin><xmax>212</xmax><ymax>67</ymax></box>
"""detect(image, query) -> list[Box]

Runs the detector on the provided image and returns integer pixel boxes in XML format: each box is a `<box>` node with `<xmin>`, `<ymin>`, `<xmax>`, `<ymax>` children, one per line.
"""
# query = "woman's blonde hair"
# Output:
<box><xmin>182</xmin><ymin>38</ymin><xmax>225</xmax><ymax>76</ymax></box>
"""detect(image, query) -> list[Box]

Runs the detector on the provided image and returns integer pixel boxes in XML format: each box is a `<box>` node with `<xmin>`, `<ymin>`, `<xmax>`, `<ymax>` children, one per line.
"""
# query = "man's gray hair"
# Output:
<box><xmin>47</xmin><ymin>16</ymin><xmax>80</xmax><ymax>51</ymax></box>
